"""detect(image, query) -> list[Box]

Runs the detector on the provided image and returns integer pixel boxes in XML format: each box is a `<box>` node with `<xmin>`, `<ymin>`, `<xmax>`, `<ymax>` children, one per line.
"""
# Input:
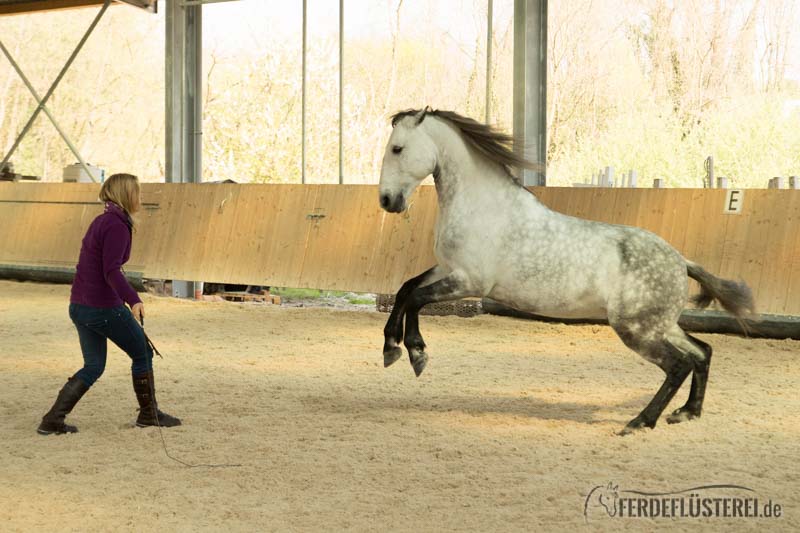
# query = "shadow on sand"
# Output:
<box><xmin>297</xmin><ymin>388</ymin><xmax>654</xmax><ymax>425</ymax></box>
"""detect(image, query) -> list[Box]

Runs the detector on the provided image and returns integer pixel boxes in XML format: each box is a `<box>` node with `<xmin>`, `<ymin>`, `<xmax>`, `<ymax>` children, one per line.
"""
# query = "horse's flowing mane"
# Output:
<box><xmin>390</xmin><ymin>108</ymin><xmax>542</xmax><ymax>184</ymax></box>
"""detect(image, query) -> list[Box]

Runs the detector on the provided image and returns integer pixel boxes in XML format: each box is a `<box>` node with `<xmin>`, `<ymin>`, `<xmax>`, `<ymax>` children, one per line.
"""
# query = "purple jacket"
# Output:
<box><xmin>70</xmin><ymin>202</ymin><xmax>142</xmax><ymax>308</ymax></box>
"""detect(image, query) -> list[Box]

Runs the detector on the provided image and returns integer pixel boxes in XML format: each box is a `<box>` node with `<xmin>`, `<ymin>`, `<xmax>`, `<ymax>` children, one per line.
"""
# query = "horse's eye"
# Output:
<box><xmin>392</xmin><ymin>146</ymin><xmax>403</xmax><ymax>154</ymax></box>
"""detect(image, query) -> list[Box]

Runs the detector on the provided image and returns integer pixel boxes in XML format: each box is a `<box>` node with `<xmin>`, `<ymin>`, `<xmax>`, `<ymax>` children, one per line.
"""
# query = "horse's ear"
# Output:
<box><xmin>417</xmin><ymin>106</ymin><xmax>434</xmax><ymax>125</ymax></box>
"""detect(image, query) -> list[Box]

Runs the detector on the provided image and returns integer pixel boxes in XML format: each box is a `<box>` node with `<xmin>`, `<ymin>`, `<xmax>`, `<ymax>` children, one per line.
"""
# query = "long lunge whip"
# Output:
<box><xmin>139</xmin><ymin>317</ymin><xmax>242</xmax><ymax>469</ymax></box>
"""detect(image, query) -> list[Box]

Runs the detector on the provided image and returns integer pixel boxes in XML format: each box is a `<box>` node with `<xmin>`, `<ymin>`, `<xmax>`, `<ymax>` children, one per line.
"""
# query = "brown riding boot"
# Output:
<box><xmin>132</xmin><ymin>370</ymin><xmax>181</xmax><ymax>428</ymax></box>
<box><xmin>37</xmin><ymin>376</ymin><xmax>90</xmax><ymax>435</ymax></box>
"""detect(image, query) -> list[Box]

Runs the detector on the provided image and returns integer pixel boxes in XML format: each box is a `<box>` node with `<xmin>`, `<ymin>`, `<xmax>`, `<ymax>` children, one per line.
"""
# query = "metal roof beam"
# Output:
<box><xmin>0</xmin><ymin>0</ymin><xmax>155</xmax><ymax>16</ymax></box>
<box><xmin>116</xmin><ymin>0</ymin><xmax>155</xmax><ymax>12</ymax></box>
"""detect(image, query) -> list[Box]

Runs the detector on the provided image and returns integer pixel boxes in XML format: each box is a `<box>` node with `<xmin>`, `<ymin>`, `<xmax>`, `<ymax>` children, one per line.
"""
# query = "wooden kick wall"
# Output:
<box><xmin>1</xmin><ymin>182</ymin><xmax>798</xmax><ymax>316</ymax></box>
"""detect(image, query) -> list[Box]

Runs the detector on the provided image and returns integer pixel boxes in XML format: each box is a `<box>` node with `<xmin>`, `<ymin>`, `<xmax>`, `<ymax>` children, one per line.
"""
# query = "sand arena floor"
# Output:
<box><xmin>1</xmin><ymin>280</ymin><xmax>798</xmax><ymax>532</ymax></box>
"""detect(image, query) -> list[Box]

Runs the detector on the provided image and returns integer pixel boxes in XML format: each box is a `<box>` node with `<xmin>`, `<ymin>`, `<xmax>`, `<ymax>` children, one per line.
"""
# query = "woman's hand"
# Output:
<box><xmin>131</xmin><ymin>302</ymin><xmax>145</xmax><ymax>324</ymax></box>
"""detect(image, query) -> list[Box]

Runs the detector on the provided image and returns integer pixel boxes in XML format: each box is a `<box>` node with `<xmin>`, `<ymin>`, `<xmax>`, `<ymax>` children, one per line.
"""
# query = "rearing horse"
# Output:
<box><xmin>378</xmin><ymin>108</ymin><xmax>755</xmax><ymax>435</ymax></box>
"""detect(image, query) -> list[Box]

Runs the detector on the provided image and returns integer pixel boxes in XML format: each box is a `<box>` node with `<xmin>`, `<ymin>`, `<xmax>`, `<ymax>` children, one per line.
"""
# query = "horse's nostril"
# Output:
<box><xmin>380</xmin><ymin>194</ymin><xmax>390</xmax><ymax>208</ymax></box>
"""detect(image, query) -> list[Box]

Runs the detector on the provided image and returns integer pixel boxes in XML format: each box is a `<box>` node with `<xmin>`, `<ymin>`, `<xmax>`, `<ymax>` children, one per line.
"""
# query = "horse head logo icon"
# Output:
<box><xmin>584</xmin><ymin>482</ymin><xmax>620</xmax><ymax>522</ymax></box>
<box><xmin>598</xmin><ymin>482</ymin><xmax>619</xmax><ymax>516</ymax></box>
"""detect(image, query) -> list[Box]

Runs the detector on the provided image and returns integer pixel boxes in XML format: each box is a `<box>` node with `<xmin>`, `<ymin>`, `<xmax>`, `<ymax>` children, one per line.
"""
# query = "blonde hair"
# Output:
<box><xmin>100</xmin><ymin>173</ymin><xmax>140</xmax><ymax>216</ymax></box>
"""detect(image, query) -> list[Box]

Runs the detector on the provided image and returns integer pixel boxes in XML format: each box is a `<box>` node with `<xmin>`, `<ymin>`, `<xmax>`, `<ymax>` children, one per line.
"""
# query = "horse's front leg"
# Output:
<box><xmin>403</xmin><ymin>272</ymin><xmax>474</xmax><ymax>377</ymax></box>
<box><xmin>383</xmin><ymin>266</ymin><xmax>439</xmax><ymax>367</ymax></box>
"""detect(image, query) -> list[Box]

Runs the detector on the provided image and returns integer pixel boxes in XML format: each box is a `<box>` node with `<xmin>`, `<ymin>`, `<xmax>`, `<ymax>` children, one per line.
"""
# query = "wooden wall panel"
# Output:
<box><xmin>778</xmin><ymin>193</ymin><xmax>800</xmax><ymax>314</ymax></box>
<box><xmin>0</xmin><ymin>183</ymin><xmax>102</xmax><ymax>270</ymax></box>
<box><xmin>1</xmin><ymin>183</ymin><xmax>798</xmax><ymax>316</ymax></box>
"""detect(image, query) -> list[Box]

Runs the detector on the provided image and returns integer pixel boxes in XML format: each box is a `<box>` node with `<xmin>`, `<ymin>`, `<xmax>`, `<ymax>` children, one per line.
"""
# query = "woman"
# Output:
<box><xmin>38</xmin><ymin>173</ymin><xmax>181</xmax><ymax>435</ymax></box>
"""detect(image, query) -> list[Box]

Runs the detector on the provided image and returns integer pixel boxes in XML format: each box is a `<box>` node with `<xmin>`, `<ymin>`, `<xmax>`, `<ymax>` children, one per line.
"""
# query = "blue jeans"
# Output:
<box><xmin>69</xmin><ymin>303</ymin><xmax>153</xmax><ymax>386</ymax></box>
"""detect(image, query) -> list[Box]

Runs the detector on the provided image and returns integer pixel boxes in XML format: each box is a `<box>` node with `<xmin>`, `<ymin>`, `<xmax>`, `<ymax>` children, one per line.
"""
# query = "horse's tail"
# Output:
<box><xmin>686</xmin><ymin>261</ymin><xmax>756</xmax><ymax>322</ymax></box>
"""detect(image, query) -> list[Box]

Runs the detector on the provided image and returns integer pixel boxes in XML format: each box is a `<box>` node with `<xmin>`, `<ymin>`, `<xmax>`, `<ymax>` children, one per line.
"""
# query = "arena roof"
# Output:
<box><xmin>0</xmin><ymin>0</ymin><xmax>155</xmax><ymax>15</ymax></box>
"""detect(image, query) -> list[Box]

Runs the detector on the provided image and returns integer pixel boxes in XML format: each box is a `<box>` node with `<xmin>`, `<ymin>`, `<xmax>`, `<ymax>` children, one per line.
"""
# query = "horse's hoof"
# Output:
<box><xmin>618</xmin><ymin>418</ymin><xmax>653</xmax><ymax>436</ymax></box>
<box><xmin>666</xmin><ymin>407</ymin><xmax>700</xmax><ymax>424</ymax></box>
<box><xmin>408</xmin><ymin>348</ymin><xmax>428</xmax><ymax>377</ymax></box>
<box><xmin>383</xmin><ymin>345</ymin><xmax>403</xmax><ymax>368</ymax></box>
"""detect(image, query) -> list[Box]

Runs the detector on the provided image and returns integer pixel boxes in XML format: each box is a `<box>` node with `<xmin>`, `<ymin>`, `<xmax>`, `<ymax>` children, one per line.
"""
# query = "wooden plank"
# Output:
<box><xmin>677</xmin><ymin>189</ymin><xmax>708</xmax><ymax>299</ymax></box>
<box><xmin>149</xmin><ymin>183</ymin><xmax>192</xmax><ymax>280</ymax></box>
<box><xmin>584</xmin><ymin>188</ymin><xmax>614</xmax><ymax>224</ymax></box>
<box><xmin>178</xmin><ymin>184</ymin><xmax>218</xmax><ymax>280</ymax></box>
<box><xmin>635</xmin><ymin>187</ymin><xmax>664</xmax><ymax>236</ymax></box>
<box><xmin>700</xmin><ymin>190</ymin><xmax>730</xmax><ymax>282</ymax></box>
<box><xmin>219</xmin><ymin>184</ymin><xmax>260</xmax><ymax>284</ymax></box>
<box><xmin>609</xmin><ymin>188</ymin><xmax>639</xmax><ymax>228</ymax></box>
<box><xmin>782</xmin><ymin>192</ymin><xmax>800</xmax><ymax>315</ymax></box>
<box><xmin>652</xmin><ymin>188</ymin><xmax>673</xmax><ymax>243</ymax></box>
<box><xmin>0</xmin><ymin>187</ymin><xmax>24</xmax><ymax>263</ymax></box>
<box><xmin>758</xmin><ymin>191</ymin><xmax>798</xmax><ymax>315</ymax></box>
<box><xmin>239</xmin><ymin>184</ymin><xmax>283</xmax><ymax>287</ymax></box>
<box><xmin>129</xmin><ymin>182</ymin><xmax>166</xmax><ymax>273</ymax></box>
<box><xmin>718</xmin><ymin>190</ymin><xmax>755</xmax><ymax>286</ymax></box>
<box><xmin>571</xmin><ymin>187</ymin><xmax>597</xmax><ymax>221</ymax></box>
<box><xmin>318</xmin><ymin>185</ymin><xmax>399</xmax><ymax>292</ymax></box>
<box><xmin>303</xmin><ymin>185</ymin><xmax>353</xmax><ymax>290</ymax></box>
<box><xmin>736</xmin><ymin>191</ymin><xmax>780</xmax><ymax>314</ymax></box>
<box><xmin>189</xmin><ymin>183</ymin><xmax>257</xmax><ymax>284</ymax></box>
<box><xmin>683</xmin><ymin>189</ymin><xmax>711</xmax><ymax>265</ymax></box>
<box><xmin>667</xmin><ymin>189</ymin><xmax>696</xmax><ymax>250</ymax></box>
<box><xmin>192</xmin><ymin>183</ymin><xmax>243</xmax><ymax>283</ymax></box>
<box><xmin>262</xmin><ymin>185</ymin><xmax>317</xmax><ymax>288</ymax></box>
<box><xmin>5</xmin><ymin>184</ymin><xmax>35</xmax><ymax>264</ymax></box>
<box><xmin>177</xmin><ymin>183</ymin><xmax>218</xmax><ymax>281</ymax></box>
<box><xmin>131</xmin><ymin>183</ymin><xmax>169</xmax><ymax>277</ymax></box>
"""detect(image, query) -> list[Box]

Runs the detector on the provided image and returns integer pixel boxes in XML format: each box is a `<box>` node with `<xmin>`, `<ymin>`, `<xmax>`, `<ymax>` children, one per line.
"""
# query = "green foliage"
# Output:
<box><xmin>271</xmin><ymin>287</ymin><xmax>327</xmax><ymax>299</ymax></box>
<box><xmin>271</xmin><ymin>287</ymin><xmax>375</xmax><ymax>306</ymax></box>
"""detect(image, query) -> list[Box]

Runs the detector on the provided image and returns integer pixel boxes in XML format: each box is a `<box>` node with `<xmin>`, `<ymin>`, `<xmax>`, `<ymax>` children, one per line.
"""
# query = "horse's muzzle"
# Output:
<box><xmin>380</xmin><ymin>192</ymin><xmax>405</xmax><ymax>213</ymax></box>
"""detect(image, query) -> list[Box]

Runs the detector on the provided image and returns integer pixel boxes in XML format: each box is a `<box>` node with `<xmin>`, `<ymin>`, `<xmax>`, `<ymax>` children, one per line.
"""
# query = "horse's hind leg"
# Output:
<box><xmin>666</xmin><ymin>334</ymin><xmax>712</xmax><ymax>424</ymax></box>
<box><xmin>613</xmin><ymin>324</ymin><xmax>695</xmax><ymax>435</ymax></box>
<box><xmin>619</xmin><ymin>353</ymin><xmax>692</xmax><ymax>435</ymax></box>
<box><xmin>383</xmin><ymin>267</ymin><xmax>439</xmax><ymax>367</ymax></box>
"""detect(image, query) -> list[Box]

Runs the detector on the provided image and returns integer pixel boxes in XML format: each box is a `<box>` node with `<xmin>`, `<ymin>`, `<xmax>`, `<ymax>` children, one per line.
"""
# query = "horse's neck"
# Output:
<box><xmin>430</xmin><ymin>125</ymin><xmax>539</xmax><ymax>217</ymax></box>
<box><xmin>434</xmin><ymin>159</ymin><xmax>510</xmax><ymax>209</ymax></box>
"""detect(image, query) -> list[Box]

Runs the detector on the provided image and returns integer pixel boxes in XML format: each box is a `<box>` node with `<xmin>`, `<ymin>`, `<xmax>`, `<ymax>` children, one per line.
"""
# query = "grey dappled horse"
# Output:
<box><xmin>378</xmin><ymin>108</ymin><xmax>755</xmax><ymax>435</ymax></box>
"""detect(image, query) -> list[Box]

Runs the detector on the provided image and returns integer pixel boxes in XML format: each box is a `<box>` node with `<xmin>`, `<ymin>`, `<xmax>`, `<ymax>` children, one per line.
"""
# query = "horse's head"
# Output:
<box><xmin>378</xmin><ymin>108</ymin><xmax>438</xmax><ymax>213</ymax></box>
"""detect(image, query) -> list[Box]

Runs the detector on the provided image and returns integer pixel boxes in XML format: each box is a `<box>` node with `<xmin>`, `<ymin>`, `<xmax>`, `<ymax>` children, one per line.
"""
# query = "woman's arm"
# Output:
<box><xmin>101</xmin><ymin>223</ymin><xmax>143</xmax><ymax>307</ymax></box>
